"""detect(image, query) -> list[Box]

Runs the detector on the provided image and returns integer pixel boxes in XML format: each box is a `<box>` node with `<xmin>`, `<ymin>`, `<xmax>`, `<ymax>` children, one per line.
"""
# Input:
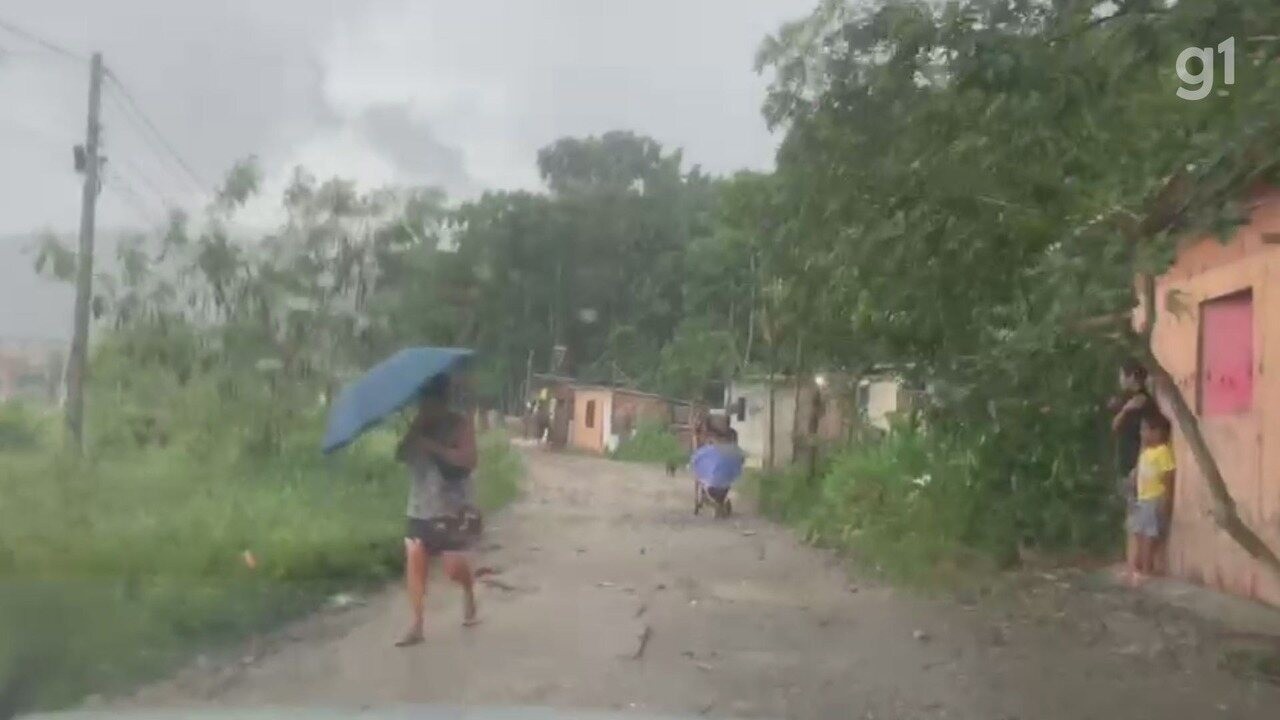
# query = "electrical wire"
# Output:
<box><xmin>105</xmin><ymin>169</ymin><xmax>166</xmax><ymax>229</ymax></box>
<box><xmin>101</xmin><ymin>91</ymin><xmax>196</xmax><ymax>198</ymax></box>
<box><xmin>102</xmin><ymin>69</ymin><xmax>211</xmax><ymax>198</ymax></box>
<box><xmin>113</xmin><ymin>155</ymin><xmax>180</xmax><ymax>210</ymax></box>
<box><xmin>0</xmin><ymin>16</ymin><xmax>86</xmax><ymax>63</ymax></box>
<box><xmin>0</xmin><ymin>17</ymin><xmax>212</xmax><ymax>211</ymax></box>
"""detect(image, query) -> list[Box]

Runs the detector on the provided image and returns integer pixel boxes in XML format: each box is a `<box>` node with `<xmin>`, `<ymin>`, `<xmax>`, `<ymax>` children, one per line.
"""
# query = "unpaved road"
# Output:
<box><xmin>118</xmin><ymin>448</ymin><xmax>1279</xmax><ymax>719</ymax></box>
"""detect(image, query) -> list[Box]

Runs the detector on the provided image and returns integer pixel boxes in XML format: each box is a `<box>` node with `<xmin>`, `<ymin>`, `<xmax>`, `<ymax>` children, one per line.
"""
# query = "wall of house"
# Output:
<box><xmin>862</xmin><ymin>377</ymin><xmax>905</xmax><ymax>431</ymax></box>
<box><xmin>795</xmin><ymin>381</ymin><xmax>852</xmax><ymax>442</ymax></box>
<box><xmin>1153</xmin><ymin>188</ymin><xmax>1280</xmax><ymax>607</ymax></box>
<box><xmin>610</xmin><ymin>392</ymin><xmax>671</xmax><ymax>439</ymax></box>
<box><xmin>569</xmin><ymin>388</ymin><xmax>612</xmax><ymax>454</ymax></box>
<box><xmin>728</xmin><ymin>380</ymin><xmax>797</xmax><ymax>469</ymax></box>
<box><xmin>792</xmin><ymin>380</ymin><xmax>854</xmax><ymax>472</ymax></box>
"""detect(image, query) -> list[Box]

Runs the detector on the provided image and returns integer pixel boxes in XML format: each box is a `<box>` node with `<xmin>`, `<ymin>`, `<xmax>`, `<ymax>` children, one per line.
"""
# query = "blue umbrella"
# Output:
<box><xmin>322</xmin><ymin>346</ymin><xmax>474</xmax><ymax>453</ymax></box>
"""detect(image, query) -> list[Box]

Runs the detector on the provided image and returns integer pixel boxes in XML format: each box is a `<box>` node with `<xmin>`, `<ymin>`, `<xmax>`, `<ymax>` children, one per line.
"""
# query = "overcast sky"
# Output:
<box><xmin>1</xmin><ymin>0</ymin><xmax>802</xmax><ymax>338</ymax></box>
<box><xmin>1</xmin><ymin>0</ymin><xmax>800</xmax><ymax>231</ymax></box>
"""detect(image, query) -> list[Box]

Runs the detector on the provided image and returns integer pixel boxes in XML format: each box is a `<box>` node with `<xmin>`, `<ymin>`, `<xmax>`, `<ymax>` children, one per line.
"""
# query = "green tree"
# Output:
<box><xmin>755</xmin><ymin>0</ymin><xmax>1280</xmax><ymax>564</ymax></box>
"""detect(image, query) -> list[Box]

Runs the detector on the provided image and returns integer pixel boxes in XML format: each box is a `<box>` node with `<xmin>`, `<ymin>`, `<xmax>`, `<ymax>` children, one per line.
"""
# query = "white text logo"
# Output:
<box><xmin>1176</xmin><ymin>37</ymin><xmax>1235</xmax><ymax>101</ymax></box>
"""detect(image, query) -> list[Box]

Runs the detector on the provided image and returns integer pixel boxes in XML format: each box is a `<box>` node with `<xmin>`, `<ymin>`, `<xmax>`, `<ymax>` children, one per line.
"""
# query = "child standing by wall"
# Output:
<box><xmin>1127</xmin><ymin>410</ymin><xmax>1176</xmax><ymax>585</ymax></box>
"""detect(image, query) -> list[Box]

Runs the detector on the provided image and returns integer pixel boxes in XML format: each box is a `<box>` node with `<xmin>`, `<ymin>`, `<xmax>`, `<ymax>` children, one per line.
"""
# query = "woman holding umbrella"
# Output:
<box><xmin>394</xmin><ymin>374</ymin><xmax>481</xmax><ymax>646</ymax></box>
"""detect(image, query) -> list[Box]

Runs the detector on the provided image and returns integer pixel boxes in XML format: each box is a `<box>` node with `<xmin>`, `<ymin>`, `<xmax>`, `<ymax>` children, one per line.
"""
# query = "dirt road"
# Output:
<box><xmin>119</xmin><ymin>448</ymin><xmax>1279</xmax><ymax>719</ymax></box>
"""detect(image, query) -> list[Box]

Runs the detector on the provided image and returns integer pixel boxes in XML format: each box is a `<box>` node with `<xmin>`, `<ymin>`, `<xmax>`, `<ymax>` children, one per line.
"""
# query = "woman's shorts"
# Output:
<box><xmin>406</xmin><ymin>510</ymin><xmax>482</xmax><ymax>555</ymax></box>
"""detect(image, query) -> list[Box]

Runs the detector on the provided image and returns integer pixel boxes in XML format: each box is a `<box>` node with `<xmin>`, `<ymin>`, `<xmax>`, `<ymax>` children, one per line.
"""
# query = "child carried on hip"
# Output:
<box><xmin>691</xmin><ymin>423</ymin><xmax>745</xmax><ymax>517</ymax></box>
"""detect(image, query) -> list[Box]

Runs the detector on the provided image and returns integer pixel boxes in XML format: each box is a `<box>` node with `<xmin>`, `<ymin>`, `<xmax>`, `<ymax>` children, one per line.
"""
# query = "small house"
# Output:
<box><xmin>725</xmin><ymin>377</ymin><xmax>799</xmax><ymax>469</ymax></box>
<box><xmin>856</xmin><ymin>368</ymin><xmax>916</xmax><ymax>432</ymax></box>
<box><xmin>1151</xmin><ymin>186</ymin><xmax>1280</xmax><ymax>607</ymax></box>
<box><xmin>725</xmin><ymin>374</ymin><xmax>855</xmax><ymax>469</ymax></box>
<box><xmin>567</xmin><ymin>384</ymin><xmax>675</xmax><ymax>455</ymax></box>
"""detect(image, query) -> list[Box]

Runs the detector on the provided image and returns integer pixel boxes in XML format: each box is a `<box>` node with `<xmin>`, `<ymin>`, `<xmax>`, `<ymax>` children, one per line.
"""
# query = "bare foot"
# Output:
<box><xmin>1125</xmin><ymin>571</ymin><xmax>1150</xmax><ymax>588</ymax></box>
<box><xmin>394</xmin><ymin>628</ymin><xmax>424</xmax><ymax>647</ymax></box>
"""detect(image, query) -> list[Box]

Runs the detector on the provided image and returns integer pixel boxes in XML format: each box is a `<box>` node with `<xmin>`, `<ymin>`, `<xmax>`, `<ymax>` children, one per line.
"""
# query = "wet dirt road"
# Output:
<box><xmin>117</xmin><ymin>448</ymin><xmax>1279</xmax><ymax>719</ymax></box>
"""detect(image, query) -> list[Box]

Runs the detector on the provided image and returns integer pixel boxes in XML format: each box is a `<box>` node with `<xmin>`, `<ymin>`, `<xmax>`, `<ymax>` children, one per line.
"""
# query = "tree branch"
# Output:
<box><xmin>1047</xmin><ymin>7</ymin><xmax>1171</xmax><ymax>46</ymax></box>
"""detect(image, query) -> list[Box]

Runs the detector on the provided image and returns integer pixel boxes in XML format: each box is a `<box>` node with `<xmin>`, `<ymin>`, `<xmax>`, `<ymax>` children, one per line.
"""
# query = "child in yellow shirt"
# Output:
<box><xmin>1127</xmin><ymin>410</ymin><xmax>1175</xmax><ymax>583</ymax></box>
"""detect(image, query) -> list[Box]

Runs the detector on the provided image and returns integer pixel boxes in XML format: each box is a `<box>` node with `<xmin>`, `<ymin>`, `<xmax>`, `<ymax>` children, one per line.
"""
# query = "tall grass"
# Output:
<box><xmin>0</xmin><ymin>402</ymin><xmax>44</xmax><ymax>452</ymax></box>
<box><xmin>756</xmin><ymin>424</ymin><xmax>1120</xmax><ymax>589</ymax></box>
<box><xmin>0</xmin><ymin>408</ymin><xmax>521</xmax><ymax>713</ymax></box>
<box><xmin>475</xmin><ymin>429</ymin><xmax>522</xmax><ymax>510</ymax></box>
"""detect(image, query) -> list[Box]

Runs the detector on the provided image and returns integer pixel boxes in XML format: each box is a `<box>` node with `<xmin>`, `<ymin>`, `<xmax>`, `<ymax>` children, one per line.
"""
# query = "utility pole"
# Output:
<box><xmin>65</xmin><ymin>52</ymin><xmax>103</xmax><ymax>452</ymax></box>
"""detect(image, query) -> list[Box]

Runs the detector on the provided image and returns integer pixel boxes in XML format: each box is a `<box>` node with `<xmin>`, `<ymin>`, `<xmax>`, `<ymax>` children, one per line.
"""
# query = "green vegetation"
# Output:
<box><xmin>743</xmin><ymin>0</ymin><xmax>1280</xmax><ymax>580</ymax></box>
<box><xmin>611</xmin><ymin>420</ymin><xmax>687</xmax><ymax>467</ymax></box>
<box><xmin>0</xmin><ymin>418</ymin><xmax>518</xmax><ymax>711</ymax></box>
<box><xmin>475</xmin><ymin>429</ymin><xmax>523</xmax><ymax>511</ymax></box>
<box><xmin>10</xmin><ymin>140</ymin><xmax>533</xmax><ymax>712</ymax></box>
<box><xmin>757</xmin><ymin>423</ymin><xmax>1119</xmax><ymax>588</ymax></box>
<box><xmin>0</xmin><ymin>402</ymin><xmax>44</xmax><ymax>452</ymax></box>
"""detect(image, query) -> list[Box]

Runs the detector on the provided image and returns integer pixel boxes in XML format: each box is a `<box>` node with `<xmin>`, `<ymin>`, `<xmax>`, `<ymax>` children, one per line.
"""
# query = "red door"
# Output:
<box><xmin>1200</xmin><ymin>291</ymin><xmax>1253</xmax><ymax>416</ymax></box>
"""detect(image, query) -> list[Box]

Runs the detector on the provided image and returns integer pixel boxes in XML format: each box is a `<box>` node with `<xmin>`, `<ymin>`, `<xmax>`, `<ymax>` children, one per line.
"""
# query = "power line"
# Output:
<box><xmin>114</xmin><ymin>154</ymin><xmax>180</xmax><ymax>210</ymax></box>
<box><xmin>106</xmin><ymin>169</ymin><xmax>165</xmax><ymax>229</ymax></box>
<box><xmin>101</xmin><ymin>90</ymin><xmax>195</xmax><ymax>196</ymax></box>
<box><xmin>98</xmin><ymin>97</ymin><xmax>189</xmax><ymax>207</ymax></box>
<box><xmin>102</xmin><ymin>68</ymin><xmax>212</xmax><ymax>198</ymax></box>
<box><xmin>0</xmin><ymin>20</ymin><xmax>211</xmax><ymax>203</ymax></box>
<box><xmin>0</xmin><ymin>16</ymin><xmax>86</xmax><ymax>63</ymax></box>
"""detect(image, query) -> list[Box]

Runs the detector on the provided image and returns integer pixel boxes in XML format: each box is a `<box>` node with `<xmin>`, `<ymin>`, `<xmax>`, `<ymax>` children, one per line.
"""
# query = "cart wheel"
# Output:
<box><xmin>724</xmin><ymin>498</ymin><xmax>733</xmax><ymax>517</ymax></box>
<box><xmin>693</xmin><ymin>481</ymin><xmax>702</xmax><ymax>515</ymax></box>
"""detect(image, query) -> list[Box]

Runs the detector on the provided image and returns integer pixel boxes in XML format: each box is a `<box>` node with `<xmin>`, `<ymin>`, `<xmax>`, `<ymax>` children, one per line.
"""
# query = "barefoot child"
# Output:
<box><xmin>1127</xmin><ymin>410</ymin><xmax>1175</xmax><ymax>584</ymax></box>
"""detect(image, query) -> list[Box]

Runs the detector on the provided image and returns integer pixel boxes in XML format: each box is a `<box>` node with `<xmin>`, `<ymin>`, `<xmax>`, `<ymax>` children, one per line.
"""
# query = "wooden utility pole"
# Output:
<box><xmin>65</xmin><ymin>52</ymin><xmax>104</xmax><ymax>451</ymax></box>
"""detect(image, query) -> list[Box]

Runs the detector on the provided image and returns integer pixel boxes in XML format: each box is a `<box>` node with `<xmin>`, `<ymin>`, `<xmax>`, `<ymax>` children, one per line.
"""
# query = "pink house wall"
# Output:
<box><xmin>1153</xmin><ymin>188</ymin><xmax>1280</xmax><ymax>607</ymax></box>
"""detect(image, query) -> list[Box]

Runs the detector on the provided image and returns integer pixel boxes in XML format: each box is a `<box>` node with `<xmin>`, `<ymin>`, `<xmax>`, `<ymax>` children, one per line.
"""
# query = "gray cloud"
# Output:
<box><xmin>1</xmin><ymin>0</ymin><xmax>802</xmax><ymax>339</ymax></box>
<box><xmin>360</xmin><ymin>103</ymin><xmax>472</xmax><ymax>193</ymax></box>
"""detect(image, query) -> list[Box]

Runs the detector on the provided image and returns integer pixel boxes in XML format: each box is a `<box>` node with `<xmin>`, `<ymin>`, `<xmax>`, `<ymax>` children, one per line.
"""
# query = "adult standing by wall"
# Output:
<box><xmin>1110</xmin><ymin>359</ymin><xmax>1152</xmax><ymax>500</ymax></box>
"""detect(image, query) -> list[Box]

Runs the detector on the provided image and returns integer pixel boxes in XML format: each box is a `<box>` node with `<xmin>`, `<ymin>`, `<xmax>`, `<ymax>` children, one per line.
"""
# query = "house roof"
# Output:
<box><xmin>531</xmin><ymin>373</ymin><xmax>688</xmax><ymax>405</ymax></box>
<box><xmin>531</xmin><ymin>373</ymin><xmax>576</xmax><ymax>384</ymax></box>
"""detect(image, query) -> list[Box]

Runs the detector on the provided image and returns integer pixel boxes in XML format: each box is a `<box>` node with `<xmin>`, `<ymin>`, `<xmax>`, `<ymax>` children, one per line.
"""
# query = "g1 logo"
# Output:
<box><xmin>1176</xmin><ymin>37</ymin><xmax>1235</xmax><ymax>101</ymax></box>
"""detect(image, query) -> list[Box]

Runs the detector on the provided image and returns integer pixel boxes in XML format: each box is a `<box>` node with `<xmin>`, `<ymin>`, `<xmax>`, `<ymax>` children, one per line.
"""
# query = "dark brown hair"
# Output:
<box><xmin>1121</xmin><ymin>358</ymin><xmax>1148</xmax><ymax>383</ymax></box>
<box><xmin>1141</xmin><ymin>408</ymin><xmax>1171</xmax><ymax>439</ymax></box>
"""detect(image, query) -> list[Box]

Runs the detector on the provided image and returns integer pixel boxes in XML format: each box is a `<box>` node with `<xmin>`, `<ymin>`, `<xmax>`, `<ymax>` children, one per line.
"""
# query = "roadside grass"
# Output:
<box><xmin>611</xmin><ymin>420</ymin><xmax>686</xmax><ymax>467</ymax></box>
<box><xmin>0</xmin><ymin>409</ymin><xmax>520</xmax><ymax>713</ymax></box>
<box><xmin>755</xmin><ymin>423</ymin><xmax>1123</xmax><ymax>592</ymax></box>
<box><xmin>475</xmin><ymin>428</ymin><xmax>523</xmax><ymax>511</ymax></box>
<box><xmin>754</xmin><ymin>428</ymin><xmax>1014</xmax><ymax>591</ymax></box>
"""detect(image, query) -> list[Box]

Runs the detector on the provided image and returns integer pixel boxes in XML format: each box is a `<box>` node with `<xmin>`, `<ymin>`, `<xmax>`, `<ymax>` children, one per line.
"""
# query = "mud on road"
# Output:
<box><xmin>114</xmin><ymin>448</ymin><xmax>1279</xmax><ymax>719</ymax></box>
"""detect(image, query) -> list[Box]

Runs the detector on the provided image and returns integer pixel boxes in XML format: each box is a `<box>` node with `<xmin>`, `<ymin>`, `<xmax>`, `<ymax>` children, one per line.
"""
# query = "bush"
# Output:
<box><xmin>611</xmin><ymin>420</ymin><xmax>686</xmax><ymax>466</ymax></box>
<box><xmin>0</xmin><ymin>402</ymin><xmax>44</xmax><ymax>451</ymax></box>
<box><xmin>757</xmin><ymin>419</ymin><xmax>1120</xmax><ymax>588</ymax></box>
